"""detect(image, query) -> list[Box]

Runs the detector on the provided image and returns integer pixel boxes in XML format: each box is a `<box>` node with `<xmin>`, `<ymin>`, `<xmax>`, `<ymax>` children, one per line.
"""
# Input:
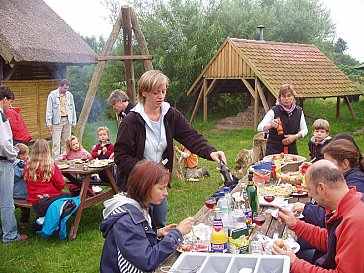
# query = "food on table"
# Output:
<box><xmin>259</xmin><ymin>185</ymin><xmax>292</xmax><ymax>198</ymax></box>
<box><xmin>274</xmin><ymin>239</ymin><xmax>284</xmax><ymax>248</ymax></box>
<box><xmin>291</xmin><ymin>185</ymin><xmax>304</xmax><ymax>194</ymax></box>
<box><xmin>276</xmin><ymin>171</ymin><xmax>303</xmax><ymax>185</ymax></box>
<box><xmin>87</xmin><ymin>159</ymin><xmax>109</xmax><ymax>168</ymax></box>
<box><xmin>56</xmin><ymin>164</ymin><xmax>69</xmax><ymax>170</ymax></box>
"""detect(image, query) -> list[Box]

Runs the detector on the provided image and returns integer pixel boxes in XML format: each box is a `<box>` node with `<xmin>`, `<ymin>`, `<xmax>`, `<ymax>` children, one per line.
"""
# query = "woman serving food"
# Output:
<box><xmin>257</xmin><ymin>84</ymin><xmax>308</xmax><ymax>155</ymax></box>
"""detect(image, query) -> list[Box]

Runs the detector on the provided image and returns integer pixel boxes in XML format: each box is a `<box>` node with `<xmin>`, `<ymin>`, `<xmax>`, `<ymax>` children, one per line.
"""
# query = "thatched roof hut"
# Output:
<box><xmin>0</xmin><ymin>0</ymin><xmax>97</xmax><ymax>139</ymax></box>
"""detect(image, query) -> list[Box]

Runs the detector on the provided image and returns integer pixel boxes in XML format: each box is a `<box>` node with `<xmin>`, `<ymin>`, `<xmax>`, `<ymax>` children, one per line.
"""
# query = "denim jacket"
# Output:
<box><xmin>46</xmin><ymin>89</ymin><xmax>77</xmax><ymax>126</ymax></box>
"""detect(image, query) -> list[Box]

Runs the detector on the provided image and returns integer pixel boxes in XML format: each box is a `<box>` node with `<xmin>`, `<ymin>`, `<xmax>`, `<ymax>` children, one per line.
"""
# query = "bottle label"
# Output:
<box><xmin>245</xmin><ymin>211</ymin><xmax>252</xmax><ymax>227</ymax></box>
<box><xmin>211</xmin><ymin>242</ymin><xmax>228</xmax><ymax>253</ymax></box>
<box><xmin>213</xmin><ymin>218</ymin><xmax>223</xmax><ymax>232</ymax></box>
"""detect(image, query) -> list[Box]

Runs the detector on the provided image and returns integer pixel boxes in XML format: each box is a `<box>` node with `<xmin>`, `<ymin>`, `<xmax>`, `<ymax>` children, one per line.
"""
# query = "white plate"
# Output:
<box><xmin>57</xmin><ymin>164</ymin><xmax>69</xmax><ymax>170</ymax></box>
<box><xmin>87</xmin><ymin>162</ymin><xmax>108</xmax><ymax>168</ymax></box>
<box><xmin>285</xmin><ymin>240</ymin><xmax>300</xmax><ymax>253</ymax></box>
<box><xmin>291</xmin><ymin>192</ymin><xmax>308</xmax><ymax>197</ymax></box>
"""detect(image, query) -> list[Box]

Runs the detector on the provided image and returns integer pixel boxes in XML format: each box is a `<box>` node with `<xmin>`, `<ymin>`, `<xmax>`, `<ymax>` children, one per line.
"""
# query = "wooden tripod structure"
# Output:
<box><xmin>75</xmin><ymin>5</ymin><xmax>153</xmax><ymax>141</ymax></box>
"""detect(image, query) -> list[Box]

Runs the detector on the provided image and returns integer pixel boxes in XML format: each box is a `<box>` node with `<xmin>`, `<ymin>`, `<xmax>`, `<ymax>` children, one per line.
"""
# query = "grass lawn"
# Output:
<box><xmin>1</xmin><ymin>97</ymin><xmax>364</xmax><ymax>272</ymax></box>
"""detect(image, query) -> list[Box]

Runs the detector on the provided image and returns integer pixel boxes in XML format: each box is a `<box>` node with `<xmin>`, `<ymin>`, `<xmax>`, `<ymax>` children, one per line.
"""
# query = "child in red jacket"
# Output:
<box><xmin>91</xmin><ymin>126</ymin><xmax>114</xmax><ymax>183</ymax></box>
<box><xmin>24</xmin><ymin>139</ymin><xmax>65</xmax><ymax>204</ymax></box>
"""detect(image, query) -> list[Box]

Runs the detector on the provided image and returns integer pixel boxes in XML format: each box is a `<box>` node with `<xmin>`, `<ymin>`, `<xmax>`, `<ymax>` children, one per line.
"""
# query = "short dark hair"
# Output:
<box><xmin>126</xmin><ymin>160</ymin><xmax>171</xmax><ymax>208</ymax></box>
<box><xmin>59</xmin><ymin>79</ymin><xmax>71</xmax><ymax>87</ymax></box>
<box><xmin>322</xmin><ymin>139</ymin><xmax>360</xmax><ymax>169</ymax></box>
<box><xmin>0</xmin><ymin>85</ymin><xmax>15</xmax><ymax>101</ymax></box>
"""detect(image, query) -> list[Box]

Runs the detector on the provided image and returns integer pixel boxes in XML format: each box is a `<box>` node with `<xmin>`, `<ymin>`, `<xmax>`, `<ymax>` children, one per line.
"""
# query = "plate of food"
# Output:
<box><xmin>177</xmin><ymin>241</ymin><xmax>209</xmax><ymax>253</ymax></box>
<box><xmin>57</xmin><ymin>164</ymin><xmax>69</xmax><ymax>170</ymax></box>
<box><xmin>274</xmin><ymin>238</ymin><xmax>300</xmax><ymax>253</ymax></box>
<box><xmin>87</xmin><ymin>160</ymin><xmax>108</xmax><ymax>168</ymax></box>
<box><xmin>72</xmin><ymin>159</ymin><xmax>84</xmax><ymax>164</ymax></box>
<box><xmin>290</xmin><ymin>185</ymin><xmax>307</xmax><ymax>196</ymax></box>
<box><xmin>276</xmin><ymin>171</ymin><xmax>303</xmax><ymax>185</ymax></box>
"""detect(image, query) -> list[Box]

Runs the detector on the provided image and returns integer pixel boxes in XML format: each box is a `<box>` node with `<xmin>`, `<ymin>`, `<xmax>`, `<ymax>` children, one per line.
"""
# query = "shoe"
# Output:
<box><xmin>92</xmin><ymin>185</ymin><xmax>102</xmax><ymax>194</ymax></box>
<box><xmin>17</xmin><ymin>234</ymin><xmax>28</xmax><ymax>241</ymax></box>
<box><xmin>205</xmin><ymin>170</ymin><xmax>210</xmax><ymax>177</ymax></box>
<box><xmin>202</xmin><ymin>166</ymin><xmax>210</xmax><ymax>177</ymax></box>
<box><xmin>188</xmin><ymin>178</ymin><xmax>199</xmax><ymax>182</ymax></box>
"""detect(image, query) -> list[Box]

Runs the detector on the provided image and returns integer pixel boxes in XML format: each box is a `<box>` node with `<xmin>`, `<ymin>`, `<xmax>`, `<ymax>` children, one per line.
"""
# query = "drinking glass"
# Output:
<box><xmin>203</xmin><ymin>197</ymin><xmax>216</xmax><ymax>224</ymax></box>
<box><xmin>253</xmin><ymin>212</ymin><xmax>266</xmax><ymax>234</ymax></box>
<box><xmin>263</xmin><ymin>194</ymin><xmax>275</xmax><ymax>204</ymax></box>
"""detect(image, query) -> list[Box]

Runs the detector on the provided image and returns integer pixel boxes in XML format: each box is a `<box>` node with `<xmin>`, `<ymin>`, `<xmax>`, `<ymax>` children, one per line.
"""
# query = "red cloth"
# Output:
<box><xmin>91</xmin><ymin>143</ymin><xmax>114</xmax><ymax>159</ymax></box>
<box><xmin>25</xmin><ymin>163</ymin><xmax>66</xmax><ymax>204</ymax></box>
<box><xmin>5</xmin><ymin>107</ymin><xmax>32</xmax><ymax>143</ymax></box>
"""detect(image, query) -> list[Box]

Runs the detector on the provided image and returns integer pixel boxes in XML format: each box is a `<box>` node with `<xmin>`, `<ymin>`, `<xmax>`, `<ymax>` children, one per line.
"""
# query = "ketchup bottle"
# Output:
<box><xmin>277</xmin><ymin>117</ymin><xmax>284</xmax><ymax>135</ymax></box>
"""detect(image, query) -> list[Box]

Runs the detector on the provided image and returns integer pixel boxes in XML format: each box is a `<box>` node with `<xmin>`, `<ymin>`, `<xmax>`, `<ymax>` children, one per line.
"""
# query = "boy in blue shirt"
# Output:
<box><xmin>13</xmin><ymin>143</ymin><xmax>30</xmax><ymax>228</ymax></box>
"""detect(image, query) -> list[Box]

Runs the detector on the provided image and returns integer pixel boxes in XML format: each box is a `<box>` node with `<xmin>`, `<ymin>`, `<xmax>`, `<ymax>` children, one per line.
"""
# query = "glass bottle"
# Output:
<box><xmin>246</xmin><ymin>171</ymin><xmax>259</xmax><ymax>214</ymax></box>
<box><xmin>277</xmin><ymin>117</ymin><xmax>284</xmax><ymax>135</ymax></box>
<box><xmin>218</xmin><ymin>159</ymin><xmax>234</xmax><ymax>186</ymax></box>
<box><xmin>242</xmin><ymin>191</ymin><xmax>253</xmax><ymax>229</ymax></box>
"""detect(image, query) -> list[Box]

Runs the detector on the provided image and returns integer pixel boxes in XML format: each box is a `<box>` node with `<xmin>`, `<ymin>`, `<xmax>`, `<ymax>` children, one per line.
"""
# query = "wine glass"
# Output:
<box><xmin>81</xmin><ymin>154</ymin><xmax>88</xmax><ymax>163</ymax></box>
<box><xmin>263</xmin><ymin>194</ymin><xmax>275</xmax><ymax>204</ymax></box>
<box><xmin>203</xmin><ymin>197</ymin><xmax>216</xmax><ymax>224</ymax></box>
<box><xmin>253</xmin><ymin>212</ymin><xmax>266</xmax><ymax>234</ymax></box>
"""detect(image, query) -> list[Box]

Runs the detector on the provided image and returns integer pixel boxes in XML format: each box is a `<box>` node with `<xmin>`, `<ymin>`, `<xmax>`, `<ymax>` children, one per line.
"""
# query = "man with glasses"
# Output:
<box><xmin>108</xmin><ymin>89</ymin><xmax>135</xmax><ymax>125</ymax></box>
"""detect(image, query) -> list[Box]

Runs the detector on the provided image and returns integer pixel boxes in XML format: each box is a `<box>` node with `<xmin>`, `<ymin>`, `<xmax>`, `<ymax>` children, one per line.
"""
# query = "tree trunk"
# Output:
<box><xmin>75</xmin><ymin>9</ymin><xmax>123</xmax><ymax>142</ymax></box>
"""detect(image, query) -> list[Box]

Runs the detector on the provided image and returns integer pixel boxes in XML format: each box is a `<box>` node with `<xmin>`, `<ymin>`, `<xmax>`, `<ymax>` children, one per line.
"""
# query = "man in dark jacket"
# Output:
<box><xmin>107</xmin><ymin>89</ymin><xmax>135</xmax><ymax>125</ymax></box>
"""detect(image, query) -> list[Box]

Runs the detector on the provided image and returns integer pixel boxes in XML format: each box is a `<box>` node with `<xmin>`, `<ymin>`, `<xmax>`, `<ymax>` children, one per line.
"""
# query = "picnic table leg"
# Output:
<box><xmin>69</xmin><ymin>174</ymin><xmax>91</xmax><ymax>240</ymax></box>
<box><xmin>105</xmin><ymin>167</ymin><xmax>119</xmax><ymax>193</ymax></box>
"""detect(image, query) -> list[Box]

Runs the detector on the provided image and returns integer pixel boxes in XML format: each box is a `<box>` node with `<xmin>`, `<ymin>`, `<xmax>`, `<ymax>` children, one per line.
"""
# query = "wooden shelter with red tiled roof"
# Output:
<box><xmin>188</xmin><ymin>37</ymin><xmax>361</xmax><ymax>128</ymax></box>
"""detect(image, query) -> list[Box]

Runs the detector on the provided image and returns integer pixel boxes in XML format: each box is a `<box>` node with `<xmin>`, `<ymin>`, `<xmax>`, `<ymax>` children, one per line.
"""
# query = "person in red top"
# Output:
<box><xmin>91</xmin><ymin>126</ymin><xmax>114</xmax><ymax>160</ymax></box>
<box><xmin>24</xmin><ymin>139</ymin><xmax>65</xmax><ymax>204</ymax></box>
<box><xmin>273</xmin><ymin>159</ymin><xmax>364</xmax><ymax>273</ymax></box>
<box><xmin>5</xmin><ymin>104</ymin><xmax>32</xmax><ymax>144</ymax></box>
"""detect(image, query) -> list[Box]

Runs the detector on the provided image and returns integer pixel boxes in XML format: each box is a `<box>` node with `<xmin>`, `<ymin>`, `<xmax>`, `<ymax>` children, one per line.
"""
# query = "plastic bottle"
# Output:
<box><xmin>223</xmin><ymin>186</ymin><xmax>233</xmax><ymax>209</ymax></box>
<box><xmin>246</xmin><ymin>171</ymin><xmax>259</xmax><ymax>214</ymax></box>
<box><xmin>210</xmin><ymin>218</ymin><xmax>228</xmax><ymax>253</ymax></box>
<box><xmin>277</xmin><ymin>117</ymin><xmax>284</xmax><ymax>135</ymax></box>
<box><xmin>231</xmin><ymin>196</ymin><xmax>247</xmax><ymax>229</ymax></box>
<box><xmin>218</xmin><ymin>159</ymin><xmax>234</xmax><ymax>186</ymax></box>
<box><xmin>220</xmin><ymin>205</ymin><xmax>233</xmax><ymax>232</ymax></box>
<box><xmin>216</xmin><ymin>191</ymin><xmax>228</xmax><ymax>210</ymax></box>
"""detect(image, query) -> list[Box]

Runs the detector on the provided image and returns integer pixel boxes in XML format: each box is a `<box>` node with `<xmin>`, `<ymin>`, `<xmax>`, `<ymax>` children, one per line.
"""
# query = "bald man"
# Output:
<box><xmin>273</xmin><ymin>159</ymin><xmax>364</xmax><ymax>273</ymax></box>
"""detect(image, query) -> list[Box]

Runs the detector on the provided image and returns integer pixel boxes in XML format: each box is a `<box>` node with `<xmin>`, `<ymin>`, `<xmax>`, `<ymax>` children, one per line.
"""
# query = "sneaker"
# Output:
<box><xmin>92</xmin><ymin>185</ymin><xmax>102</xmax><ymax>194</ymax></box>
<box><xmin>17</xmin><ymin>234</ymin><xmax>28</xmax><ymax>241</ymax></box>
<box><xmin>202</xmin><ymin>166</ymin><xmax>210</xmax><ymax>177</ymax></box>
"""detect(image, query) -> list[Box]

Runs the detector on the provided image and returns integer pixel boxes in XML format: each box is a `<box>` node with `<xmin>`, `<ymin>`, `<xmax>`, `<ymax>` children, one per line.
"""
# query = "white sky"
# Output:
<box><xmin>43</xmin><ymin>0</ymin><xmax>364</xmax><ymax>62</ymax></box>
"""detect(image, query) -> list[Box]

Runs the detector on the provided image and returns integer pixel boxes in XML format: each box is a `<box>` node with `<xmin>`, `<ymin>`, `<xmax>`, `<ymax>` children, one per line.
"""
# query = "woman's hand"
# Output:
<box><xmin>175</xmin><ymin>217</ymin><xmax>194</xmax><ymax>236</ymax></box>
<box><xmin>210</xmin><ymin>151</ymin><xmax>227</xmax><ymax>164</ymax></box>
<box><xmin>282</xmin><ymin>134</ymin><xmax>296</xmax><ymax>146</ymax></box>
<box><xmin>157</xmin><ymin>223</ymin><xmax>178</xmax><ymax>237</ymax></box>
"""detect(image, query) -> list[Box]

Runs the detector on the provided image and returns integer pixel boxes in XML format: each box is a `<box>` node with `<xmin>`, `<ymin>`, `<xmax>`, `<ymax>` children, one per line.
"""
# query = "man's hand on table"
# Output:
<box><xmin>292</xmin><ymin>202</ymin><xmax>305</xmax><ymax>213</ymax></box>
<box><xmin>277</xmin><ymin>206</ymin><xmax>298</xmax><ymax>228</ymax></box>
<box><xmin>272</xmin><ymin>242</ymin><xmax>297</xmax><ymax>265</ymax></box>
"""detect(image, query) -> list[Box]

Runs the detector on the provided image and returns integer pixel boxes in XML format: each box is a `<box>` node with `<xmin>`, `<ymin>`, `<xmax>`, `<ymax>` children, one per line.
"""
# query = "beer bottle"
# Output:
<box><xmin>246</xmin><ymin>171</ymin><xmax>259</xmax><ymax>214</ymax></box>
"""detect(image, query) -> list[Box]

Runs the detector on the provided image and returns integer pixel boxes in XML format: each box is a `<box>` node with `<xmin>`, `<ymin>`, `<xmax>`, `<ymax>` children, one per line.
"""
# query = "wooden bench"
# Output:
<box><xmin>13</xmin><ymin>199</ymin><xmax>32</xmax><ymax>209</ymax></box>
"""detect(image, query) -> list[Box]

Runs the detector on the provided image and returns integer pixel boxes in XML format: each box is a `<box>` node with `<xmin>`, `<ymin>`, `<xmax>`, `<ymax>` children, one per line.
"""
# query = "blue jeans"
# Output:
<box><xmin>0</xmin><ymin>160</ymin><xmax>19</xmax><ymax>243</ymax></box>
<box><xmin>152</xmin><ymin>198</ymin><xmax>167</xmax><ymax>228</ymax></box>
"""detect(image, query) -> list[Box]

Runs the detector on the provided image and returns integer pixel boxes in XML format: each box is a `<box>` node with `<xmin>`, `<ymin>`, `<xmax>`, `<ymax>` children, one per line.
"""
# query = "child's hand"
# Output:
<box><xmin>109</xmin><ymin>152</ymin><xmax>114</xmax><ymax>159</ymax></box>
<box><xmin>102</xmin><ymin>147</ymin><xmax>108</xmax><ymax>154</ymax></box>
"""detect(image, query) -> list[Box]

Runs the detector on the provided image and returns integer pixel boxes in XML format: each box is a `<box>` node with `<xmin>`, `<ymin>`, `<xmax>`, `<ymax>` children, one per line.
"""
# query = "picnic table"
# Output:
<box><xmin>155</xmin><ymin>182</ymin><xmax>310</xmax><ymax>272</ymax></box>
<box><xmin>61</xmin><ymin>163</ymin><xmax>119</xmax><ymax>240</ymax></box>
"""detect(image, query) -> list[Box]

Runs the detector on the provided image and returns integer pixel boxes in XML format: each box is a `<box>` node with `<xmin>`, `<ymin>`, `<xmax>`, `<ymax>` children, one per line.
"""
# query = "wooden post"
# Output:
<box><xmin>122</xmin><ymin>6</ymin><xmax>136</xmax><ymax>103</ymax></box>
<box><xmin>254</xmin><ymin>77</ymin><xmax>259</xmax><ymax>129</ymax></box>
<box><xmin>75</xmin><ymin>8</ymin><xmax>123</xmax><ymax>141</ymax></box>
<box><xmin>344</xmin><ymin>96</ymin><xmax>356</xmax><ymax>119</ymax></box>
<box><xmin>336</xmin><ymin>97</ymin><xmax>341</xmax><ymax>119</ymax></box>
<box><xmin>130</xmin><ymin>8</ymin><xmax>153</xmax><ymax>72</ymax></box>
<box><xmin>190</xmin><ymin>87</ymin><xmax>204</xmax><ymax>123</ymax></box>
<box><xmin>203</xmin><ymin>79</ymin><xmax>208</xmax><ymax>121</ymax></box>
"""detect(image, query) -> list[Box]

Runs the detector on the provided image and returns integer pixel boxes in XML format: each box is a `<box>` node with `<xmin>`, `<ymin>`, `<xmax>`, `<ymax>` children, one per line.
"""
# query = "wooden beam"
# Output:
<box><xmin>344</xmin><ymin>96</ymin><xmax>356</xmax><ymax>119</ymax></box>
<box><xmin>130</xmin><ymin>8</ymin><xmax>153</xmax><ymax>71</ymax></box>
<box><xmin>0</xmin><ymin>41</ymin><xmax>14</xmax><ymax>65</ymax></box>
<box><xmin>241</xmin><ymin>78</ymin><xmax>256</xmax><ymax>100</ymax></box>
<box><xmin>336</xmin><ymin>97</ymin><xmax>340</xmax><ymax>119</ymax></box>
<box><xmin>122</xmin><ymin>6</ymin><xmax>136</xmax><ymax>103</ymax></box>
<box><xmin>254</xmin><ymin>77</ymin><xmax>259</xmax><ymax>129</ymax></box>
<box><xmin>97</xmin><ymin>55</ymin><xmax>153</xmax><ymax>61</ymax></box>
<box><xmin>205</xmin><ymin>79</ymin><xmax>218</xmax><ymax>96</ymax></box>
<box><xmin>75</xmin><ymin>5</ymin><xmax>123</xmax><ymax>141</ymax></box>
<box><xmin>203</xmin><ymin>79</ymin><xmax>208</xmax><ymax>121</ymax></box>
<box><xmin>256</xmin><ymin>80</ymin><xmax>269</xmax><ymax>112</ymax></box>
<box><xmin>190</xmin><ymin>86</ymin><xmax>204</xmax><ymax>123</ymax></box>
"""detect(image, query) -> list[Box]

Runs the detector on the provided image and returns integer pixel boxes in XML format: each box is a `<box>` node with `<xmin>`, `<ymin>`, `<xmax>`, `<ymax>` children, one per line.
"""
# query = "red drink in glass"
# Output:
<box><xmin>264</xmin><ymin>195</ymin><xmax>275</xmax><ymax>203</ymax></box>
<box><xmin>253</xmin><ymin>216</ymin><xmax>266</xmax><ymax>227</ymax></box>
<box><xmin>205</xmin><ymin>198</ymin><xmax>216</xmax><ymax>210</ymax></box>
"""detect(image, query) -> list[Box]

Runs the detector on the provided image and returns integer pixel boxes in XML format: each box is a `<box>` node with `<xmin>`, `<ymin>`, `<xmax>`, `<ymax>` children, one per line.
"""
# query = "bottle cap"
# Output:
<box><xmin>223</xmin><ymin>186</ymin><xmax>230</xmax><ymax>193</ymax></box>
<box><xmin>219</xmin><ymin>191</ymin><xmax>225</xmax><ymax>197</ymax></box>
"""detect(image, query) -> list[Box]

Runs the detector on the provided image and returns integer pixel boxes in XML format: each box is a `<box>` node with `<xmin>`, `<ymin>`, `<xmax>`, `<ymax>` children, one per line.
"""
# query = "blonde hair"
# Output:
<box><xmin>279</xmin><ymin>83</ymin><xmax>297</xmax><ymax>99</ymax></box>
<box><xmin>97</xmin><ymin>126</ymin><xmax>110</xmax><ymax>137</ymax></box>
<box><xmin>65</xmin><ymin>135</ymin><xmax>83</xmax><ymax>154</ymax></box>
<box><xmin>312</xmin><ymin>118</ymin><xmax>330</xmax><ymax>132</ymax></box>
<box><xmin>137</xmin><ymin>70</ymin><xmax>169</xmax><ymax>102</ymax></box>
<box><xmin>15</xmin><ymin>143</ymin><xmax>29</xmax><ymax>157</ymax></box>
<box><xmin>24</xmin><ymin>139</ymin><xmax>54</xmax><ymax>182</ymax></box>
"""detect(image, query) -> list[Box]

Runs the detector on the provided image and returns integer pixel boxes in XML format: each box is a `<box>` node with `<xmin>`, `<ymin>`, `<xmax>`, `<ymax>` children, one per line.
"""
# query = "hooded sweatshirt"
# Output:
<box><xmin>308</xmin><ymin>135</ymin><xmax>332</xmax><ymax>162</ymax></box>
<box><xmin>100</xmin><ymin>194</ymin><xmax>183</xmax><ymax>273</ymax></box>
<box><xmin>5</xmin><ymin>107</ymin><xmax>32</xmax><ymax>143</ymax></box>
